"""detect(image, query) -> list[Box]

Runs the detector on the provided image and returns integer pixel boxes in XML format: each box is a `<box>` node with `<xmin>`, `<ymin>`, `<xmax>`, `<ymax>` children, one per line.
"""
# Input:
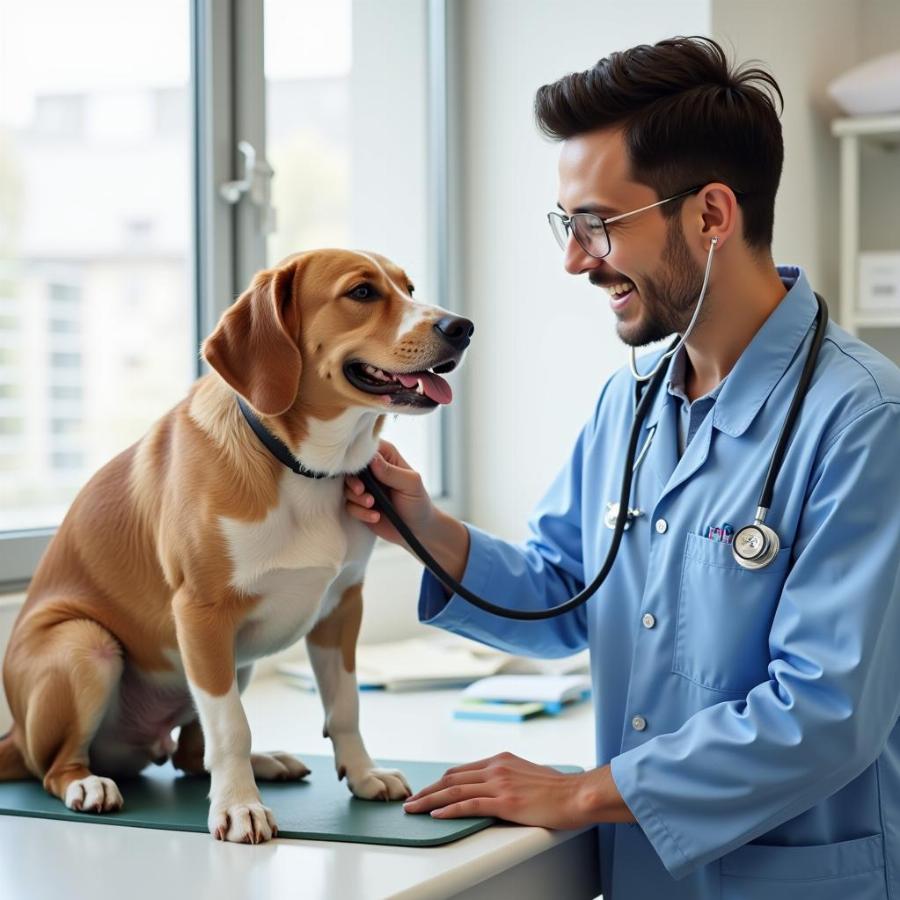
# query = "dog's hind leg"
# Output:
<box><xmin>172</xmin><ymin>718</ymin><xmax>206</xmax><ymax>775</ymax></box>
<box><xmin>13</xmin><ymin>618</ymin><xmax>125</xmax><ymax>812</ymax></box>
<box><xmin>0</xmin><ymin>731</ymin><xmax>30</xmax><ymax>780</ymax></box>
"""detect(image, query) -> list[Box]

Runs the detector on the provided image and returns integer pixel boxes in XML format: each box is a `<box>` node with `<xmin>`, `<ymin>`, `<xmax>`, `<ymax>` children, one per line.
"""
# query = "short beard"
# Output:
<box><xmin>617</xmin><ymin>220</ymin><xmax>707</xmax><ymax>348</ymax></box>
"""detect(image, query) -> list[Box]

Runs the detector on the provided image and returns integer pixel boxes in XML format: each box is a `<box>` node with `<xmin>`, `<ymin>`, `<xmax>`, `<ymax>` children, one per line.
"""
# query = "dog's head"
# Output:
<box><xmin>202</xmin><ymin>249</ymin><xmax>473</xmax><ymax>417</ymax></box>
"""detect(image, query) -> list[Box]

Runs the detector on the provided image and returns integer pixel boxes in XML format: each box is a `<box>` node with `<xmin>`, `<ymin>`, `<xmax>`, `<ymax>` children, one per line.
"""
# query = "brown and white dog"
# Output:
<box><xmin>0</xmin><ymin>249</ymin><xmax>472</xmax><ymax>843</ymax></box>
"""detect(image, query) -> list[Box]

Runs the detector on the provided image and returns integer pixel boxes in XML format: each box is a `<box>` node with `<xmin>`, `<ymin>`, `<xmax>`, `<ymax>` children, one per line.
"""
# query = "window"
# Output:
<box><xmin>264</xmin><ymin>0</ymin><xmax>352</xmax><ymax>256</ymax></box>
<box><xmin>0</xmin><ymin>0</ymin><xmax>194</xmax><ymax>536</ymax></box>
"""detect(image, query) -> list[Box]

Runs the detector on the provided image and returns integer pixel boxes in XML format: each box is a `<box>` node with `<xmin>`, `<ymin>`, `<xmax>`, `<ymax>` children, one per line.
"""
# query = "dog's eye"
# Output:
<box><xmin>347</xmin><ymin>284</ymin><xmax>378</xmax><ymax>301</ymax></box>
<box><xmin>407</xmin><ymin>284</ymin><xmax>415</xmax><ymax>295</ymax></box>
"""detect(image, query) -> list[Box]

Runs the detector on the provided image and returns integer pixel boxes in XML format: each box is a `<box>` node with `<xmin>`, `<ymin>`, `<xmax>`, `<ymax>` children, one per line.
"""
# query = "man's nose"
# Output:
<box><xmin>434</xmin><ymin>314</ymin><xmax>475</xmax><ymax>351</ymax></box>
<box><xmin>563</xmin><ymin>237</ymin><xmax>604</xmax><ymax>276</ymax></box>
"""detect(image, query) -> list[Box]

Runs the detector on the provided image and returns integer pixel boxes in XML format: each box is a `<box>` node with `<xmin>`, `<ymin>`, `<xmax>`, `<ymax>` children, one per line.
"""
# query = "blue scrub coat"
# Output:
<box><xmin>418</xmin><ymin>267</ymin><xmax>900</xmax><ymax>899</ymax></box>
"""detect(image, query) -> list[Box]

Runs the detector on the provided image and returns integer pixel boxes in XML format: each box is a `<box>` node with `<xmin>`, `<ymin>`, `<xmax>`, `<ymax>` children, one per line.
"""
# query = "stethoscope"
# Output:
<box><xmin>359</xmin><ymin>237</ymin><xmax>829</xmax><ymax>618</ymax></box>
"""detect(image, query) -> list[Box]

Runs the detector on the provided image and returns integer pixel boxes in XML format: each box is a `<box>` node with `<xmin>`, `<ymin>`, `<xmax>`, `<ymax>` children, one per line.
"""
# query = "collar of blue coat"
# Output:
<box><xmin>640</xmin><ymin>265</ymin><xmax>821</xmax><ymax>438</ymax></box>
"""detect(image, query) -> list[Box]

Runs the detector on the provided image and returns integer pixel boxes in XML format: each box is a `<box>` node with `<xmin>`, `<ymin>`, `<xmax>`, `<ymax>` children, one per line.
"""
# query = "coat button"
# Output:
<box><xmin>632</xmin><ymin>715</ymin><xmax>647</xmax><ymax>732</ymax></box>
<box><xmin>642</xmin><ymin>613</ymin><xmax>656</xmax><ymax>629</ymax></box>
<box><xmin>655</xmin><ymin>518</ymin><xmax>668</xmax><ymax>534</ymax></box>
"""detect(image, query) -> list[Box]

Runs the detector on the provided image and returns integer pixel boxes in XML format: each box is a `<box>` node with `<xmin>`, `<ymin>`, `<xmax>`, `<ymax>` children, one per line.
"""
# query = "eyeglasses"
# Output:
<box><xmin>547</xmin><ymin>185</ymin><xmax>705</xmax><ymax>259</ymax></box>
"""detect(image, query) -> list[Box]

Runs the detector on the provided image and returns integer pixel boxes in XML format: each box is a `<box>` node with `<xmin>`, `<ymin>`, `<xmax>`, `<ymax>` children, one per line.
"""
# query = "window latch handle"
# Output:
<box><xmin>219</xmin><ymin>140</ymin><xmax>277</xmax><ymax>234</ymax></box>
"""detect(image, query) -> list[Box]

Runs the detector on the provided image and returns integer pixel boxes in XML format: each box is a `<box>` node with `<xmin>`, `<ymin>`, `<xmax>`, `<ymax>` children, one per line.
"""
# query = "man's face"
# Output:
<box><xmin>556</xmin><ymin>128</ymin><xmax>706</xmax><ymax>346</ymax></box>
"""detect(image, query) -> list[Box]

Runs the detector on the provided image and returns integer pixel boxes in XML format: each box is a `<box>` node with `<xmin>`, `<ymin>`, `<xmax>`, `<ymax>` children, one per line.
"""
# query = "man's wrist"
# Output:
<box><xmin>434</xmin><ymin>509</ymin><xmax>470</xmax><ymax>583</ymax></box>
<box><xmin>416</xmin><ymin>508</ymin><xmax>470</xmax><ymax>585</ymax></box>
<box><xmin>576</xmin><ymin>764</ymin><xmax>637</xmax><ymax>824</ymax></box>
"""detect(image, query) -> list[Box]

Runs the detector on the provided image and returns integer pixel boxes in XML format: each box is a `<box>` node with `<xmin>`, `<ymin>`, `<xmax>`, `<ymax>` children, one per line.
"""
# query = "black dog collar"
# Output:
<box><xmin>235</xmin><ymin>395</ymin><xmax>334</xmax><ymax>480</ymax></box>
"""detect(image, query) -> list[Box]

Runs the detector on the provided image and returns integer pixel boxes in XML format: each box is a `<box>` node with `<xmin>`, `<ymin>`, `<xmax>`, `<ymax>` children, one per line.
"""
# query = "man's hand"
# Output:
<box><xmin>402</xmin><ymin>752</ymin><xmax>635</xmax><ymax>829</ymax></box>
<box><xmin>345</xmin><ymin>439</ymin><xmax>471</xmax><ymax>581</ymax></box>
<box><xmin>344</xmin><ymin>440</ymin><xmax>437</xmax><ymax>547</ymax></box>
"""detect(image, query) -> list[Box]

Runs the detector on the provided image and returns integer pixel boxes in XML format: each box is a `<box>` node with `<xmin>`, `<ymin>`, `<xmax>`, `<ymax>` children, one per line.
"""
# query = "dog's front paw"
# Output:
<box><xmin>209</xmin><ymin>801</ymin><xmax>278</xmax><ymax>843</ymax></box>
<box><xmin>342</xmin><ymin>765</ymin><xmax>412</xmax><ymax>801</ymax></box>
<box><xmin>251</xmin><ymin>751</ymin><xmax>311</xmax><ymax>781</ymax></box>
<box><xmin>64</xmin><ymin>775</ymin><xmax>124</xmax><ymax>813</ymax></box>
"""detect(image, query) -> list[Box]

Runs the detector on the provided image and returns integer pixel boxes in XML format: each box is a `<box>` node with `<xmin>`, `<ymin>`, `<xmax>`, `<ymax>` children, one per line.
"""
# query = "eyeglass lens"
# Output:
<box><xmin>548</xmin><ymin>213</ymin><xmax>610</xmax><ymax>258</ymax></box>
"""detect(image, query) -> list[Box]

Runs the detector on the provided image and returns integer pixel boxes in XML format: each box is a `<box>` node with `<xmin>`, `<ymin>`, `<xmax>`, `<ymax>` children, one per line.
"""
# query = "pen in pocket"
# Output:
<box><xmin>705</xmin><ymin>524</ymin><xmax>734</xmax><ymax>543</ymax></box>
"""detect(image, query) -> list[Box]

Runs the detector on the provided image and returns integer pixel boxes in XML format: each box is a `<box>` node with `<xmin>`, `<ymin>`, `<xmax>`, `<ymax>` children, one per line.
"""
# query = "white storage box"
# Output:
<box><xmin>858</xmin><ymin>252</ymin><xmax>900</xmax><ymax>312</ymax></box>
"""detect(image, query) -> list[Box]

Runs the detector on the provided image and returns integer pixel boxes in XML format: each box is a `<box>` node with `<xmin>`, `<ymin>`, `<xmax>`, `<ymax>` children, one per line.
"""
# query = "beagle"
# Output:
<box><xmin>0</xmin><ymin>249</ymin><xmax>473</xmax><ymax>843</ymax></box>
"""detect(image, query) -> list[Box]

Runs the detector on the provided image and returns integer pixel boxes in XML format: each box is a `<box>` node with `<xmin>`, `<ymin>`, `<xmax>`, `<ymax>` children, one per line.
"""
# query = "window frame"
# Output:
<box><xmin>428</xmin><ymin>0</ymin><xmax>464</xmax><ymax>519</ymax></box>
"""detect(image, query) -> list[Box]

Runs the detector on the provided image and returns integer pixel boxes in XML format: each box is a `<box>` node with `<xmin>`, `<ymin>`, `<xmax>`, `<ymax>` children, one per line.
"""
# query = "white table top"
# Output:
<box><xmin>0</xmin><ymin>675</ymin><xmax>598</xmax><ymax>900</ymax></box>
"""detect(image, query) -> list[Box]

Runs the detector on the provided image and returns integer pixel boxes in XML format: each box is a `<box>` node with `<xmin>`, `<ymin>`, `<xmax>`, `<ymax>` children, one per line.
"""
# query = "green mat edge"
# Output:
<box><xmin>0</xmin><ymin>801</ymin><xmax>493</xmax><ymax>846</ymax></box>
<box><xmin>0</xmin><ymin>759</ymin><xmax>582</xmax><ymax>847</ymax></box>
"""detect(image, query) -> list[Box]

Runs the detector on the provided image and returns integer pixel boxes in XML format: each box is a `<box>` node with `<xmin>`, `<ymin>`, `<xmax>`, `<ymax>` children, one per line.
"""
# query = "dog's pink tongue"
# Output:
<box><xmin>396</xmin><ymin>372</ymin><xmax>453</xmax><ymax>404</ymax></box>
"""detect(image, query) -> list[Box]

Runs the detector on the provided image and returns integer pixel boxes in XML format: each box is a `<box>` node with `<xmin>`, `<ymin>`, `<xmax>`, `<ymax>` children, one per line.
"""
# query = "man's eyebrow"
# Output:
<box><xmin>556</xmin><ymin>201</ymin><xmax>619</xmax><ymax>216</ymax></box>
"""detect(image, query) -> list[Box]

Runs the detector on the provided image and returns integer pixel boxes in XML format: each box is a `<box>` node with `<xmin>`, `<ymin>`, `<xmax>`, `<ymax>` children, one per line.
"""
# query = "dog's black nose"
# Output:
<box><xmin>434</xmin><ymin>315</ymin><xmax>474</xmax><ymax>351</ymax></box>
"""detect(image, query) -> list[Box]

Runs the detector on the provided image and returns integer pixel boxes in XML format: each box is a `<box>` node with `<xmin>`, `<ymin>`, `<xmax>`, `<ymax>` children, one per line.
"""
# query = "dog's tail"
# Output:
<box><xmin>0</xmin><ymin>730</ymin><xmax>30</xmax><ymax>781</ymax></box>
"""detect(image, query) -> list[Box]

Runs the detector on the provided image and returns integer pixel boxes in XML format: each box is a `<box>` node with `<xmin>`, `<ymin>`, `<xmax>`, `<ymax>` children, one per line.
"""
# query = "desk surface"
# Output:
<box><xmin>0</xmin><ymin>674</ymin><xmax>599</xmax><ymax>900</ymax></box>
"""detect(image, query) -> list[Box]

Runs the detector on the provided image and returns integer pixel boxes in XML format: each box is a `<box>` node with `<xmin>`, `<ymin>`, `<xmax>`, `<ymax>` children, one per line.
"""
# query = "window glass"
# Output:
<box><xmin>0</xmin><ymin>0</ymin><xmax>194</xmax><ymax>530</ymax></box>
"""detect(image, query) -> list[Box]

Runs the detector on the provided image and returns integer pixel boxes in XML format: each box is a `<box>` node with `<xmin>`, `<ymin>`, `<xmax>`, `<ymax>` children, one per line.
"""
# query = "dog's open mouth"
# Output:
<box><xmin>344</xmin><ymin>359</ymin><xmax>457</xmax><ymax>407</ymax></box>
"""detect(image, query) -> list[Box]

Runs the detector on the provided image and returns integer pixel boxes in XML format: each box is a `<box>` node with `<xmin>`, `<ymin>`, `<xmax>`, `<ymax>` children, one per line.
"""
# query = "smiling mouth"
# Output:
<box><xmin>343</xmin><ymin>358</ymin><xmax>458</xmax><ymax>407</ymax></box>
<box><xmin>603</xmin><ymin>280</ymin><xmax>637</xmax><ymax>311</ymax></box>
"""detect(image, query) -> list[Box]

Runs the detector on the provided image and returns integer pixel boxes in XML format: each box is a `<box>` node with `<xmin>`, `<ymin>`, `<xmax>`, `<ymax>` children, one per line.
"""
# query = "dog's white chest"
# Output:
<box><xmin>219</xmin><ymin>473</ymin><xmax>375</xmax><ymax>663</ymax></box>
<box><xmin>233</xmin><ymin>566</ymin><xmax>335</xmax><ymax>663</ymax></box>
<box><xmin>221</xmin><ymin>475</ymin><xmax>354</xmax><ymax>574</ymax></box>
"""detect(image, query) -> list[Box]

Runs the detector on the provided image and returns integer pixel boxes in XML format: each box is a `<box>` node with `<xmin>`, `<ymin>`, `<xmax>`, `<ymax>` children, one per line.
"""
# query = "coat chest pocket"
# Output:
<box><xmin>673</xmin><ymin>531</ymin><xmax>791</xmax><ymax>695</ymax></box>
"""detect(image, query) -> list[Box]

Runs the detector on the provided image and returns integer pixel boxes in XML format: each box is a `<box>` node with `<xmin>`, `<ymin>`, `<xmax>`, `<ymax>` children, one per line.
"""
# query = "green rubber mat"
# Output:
<box><xmin>0</xmin><ymin>755</ymin><xmax>577</xmax><ymax>847</ymax></box>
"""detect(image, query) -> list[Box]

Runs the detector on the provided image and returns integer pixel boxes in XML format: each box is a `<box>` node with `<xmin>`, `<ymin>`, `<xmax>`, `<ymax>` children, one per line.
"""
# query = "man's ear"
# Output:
<box><xmin>202</xmin><ymin>262</ymin><xmax>302</xmax><ymax>416</ymax></box>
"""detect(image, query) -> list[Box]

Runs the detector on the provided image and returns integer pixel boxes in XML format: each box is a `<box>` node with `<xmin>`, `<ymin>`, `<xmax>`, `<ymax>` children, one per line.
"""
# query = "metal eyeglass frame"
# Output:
<box><xmin>547</xmin><ymin>185</ymin><xmax>705</xmax><ymax>258</ymax></box>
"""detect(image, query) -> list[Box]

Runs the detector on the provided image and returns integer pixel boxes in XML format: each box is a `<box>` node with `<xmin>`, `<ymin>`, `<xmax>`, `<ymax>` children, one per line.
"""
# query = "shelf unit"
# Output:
<box><xmin>831</xmin><ymin>113</ymin><xmax>900</xmax><ymax>337</ymax></box>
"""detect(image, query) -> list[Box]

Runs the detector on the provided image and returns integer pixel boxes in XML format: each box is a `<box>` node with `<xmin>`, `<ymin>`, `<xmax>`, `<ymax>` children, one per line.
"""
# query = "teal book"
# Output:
<box><xmin>452</xmin><ymin>699</ymin><xmax>547</xmax><ymax>722</ymax></box>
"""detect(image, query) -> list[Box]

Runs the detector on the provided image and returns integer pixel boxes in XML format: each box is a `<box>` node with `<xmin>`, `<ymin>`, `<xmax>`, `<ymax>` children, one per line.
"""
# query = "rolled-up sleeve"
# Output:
<box><xmin>611</xmin><ymin>402</ymin><xmax>900</xmax><ymax>879</ymax></box>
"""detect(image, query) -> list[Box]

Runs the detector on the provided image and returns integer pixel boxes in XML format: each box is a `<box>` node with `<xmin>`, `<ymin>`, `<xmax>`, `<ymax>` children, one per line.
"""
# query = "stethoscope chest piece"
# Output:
<box><xmin>604</xmin><ymin>501</ymin><xmax>644</xmax><ymax>531</ymax></box>
<box><xmin>732</xmin><ymin>521</ymin><xmax>780</xmax><ymax>570</ymax></box>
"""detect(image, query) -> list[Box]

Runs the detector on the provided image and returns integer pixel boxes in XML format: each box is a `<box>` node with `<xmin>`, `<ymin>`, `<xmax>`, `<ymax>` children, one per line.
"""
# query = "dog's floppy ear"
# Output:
<box><xmin>203</xmin><ymin>262</ymin><xmax>302</xmax><ymax>416</ymax></box>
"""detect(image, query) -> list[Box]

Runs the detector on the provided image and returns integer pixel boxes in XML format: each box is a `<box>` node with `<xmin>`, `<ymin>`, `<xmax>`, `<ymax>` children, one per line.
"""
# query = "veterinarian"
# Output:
<box><xmin>345</xmin><ymin>36</ymin><xmax>900</xmax><ymax>900</ymax></box>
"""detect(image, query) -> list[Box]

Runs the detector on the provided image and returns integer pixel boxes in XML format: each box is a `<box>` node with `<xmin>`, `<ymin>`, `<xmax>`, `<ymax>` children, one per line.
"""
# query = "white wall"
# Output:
<box><xmin>856</xmin><ymin>0</ymin><xmax>900</xmax><ymax>364</ymax></box>
<box><xmin>860</xmin><ymin>0</ymin><xmax>900</xmax><ymax>58</ymax></box>
<box><xmin>711</xmin><ymin>0</ymin><xmax>862</xmax><ymax>323</ymax></box>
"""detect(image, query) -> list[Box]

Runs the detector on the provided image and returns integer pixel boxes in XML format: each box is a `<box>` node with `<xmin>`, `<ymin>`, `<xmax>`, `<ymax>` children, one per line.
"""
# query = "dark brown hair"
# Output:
<box><xmin>534</xmin><ymin>36</ymin><xmax>784</xmax><ymax>250</ymax></box>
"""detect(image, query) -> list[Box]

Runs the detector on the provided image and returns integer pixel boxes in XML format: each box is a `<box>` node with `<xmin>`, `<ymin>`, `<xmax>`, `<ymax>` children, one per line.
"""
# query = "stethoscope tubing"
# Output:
<box><xmin>758</xmin><ymin>296</ymin><xmax>828</xmax><ymax>512</ymax></box>
<box><xmin>629</xmin><ymin>236</ymin><xmax>718</xmax><ymax>383</ymax></box>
